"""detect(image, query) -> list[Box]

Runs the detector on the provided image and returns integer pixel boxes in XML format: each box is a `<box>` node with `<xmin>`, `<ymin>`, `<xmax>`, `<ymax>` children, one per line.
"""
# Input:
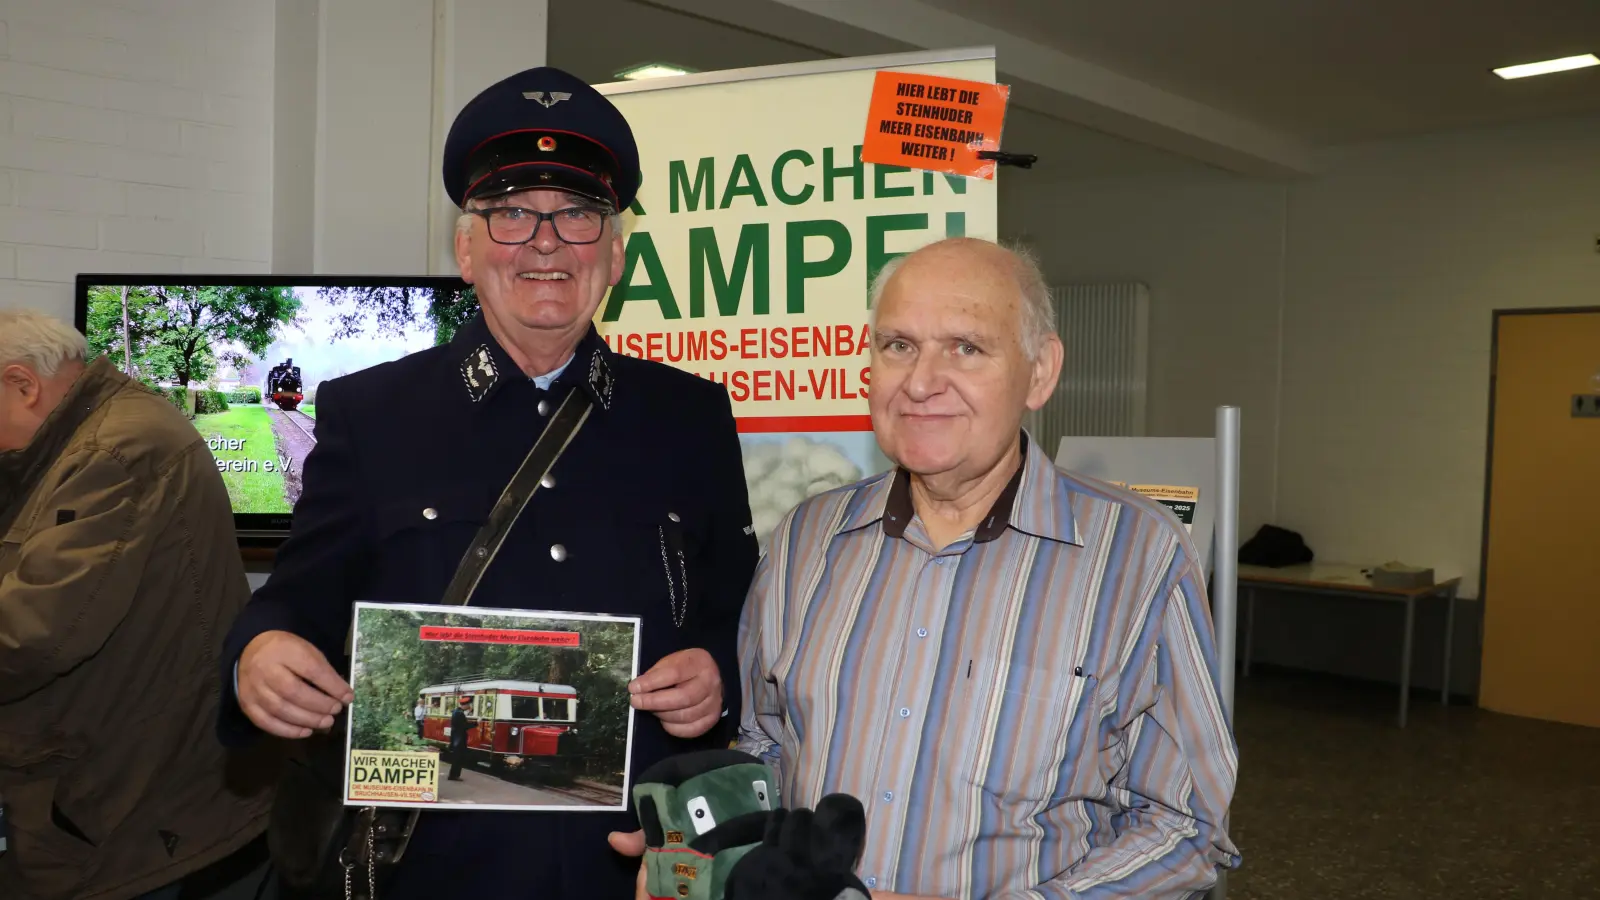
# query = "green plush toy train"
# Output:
<box><xmin>633</xmin><ymin>749</ymin><xmax>871</xmax><ymax>900</ymax></box>
<box><xmin>633</xmin><ymin>748</ymin><xmax>777</xmax><ymax>900</ymax></box>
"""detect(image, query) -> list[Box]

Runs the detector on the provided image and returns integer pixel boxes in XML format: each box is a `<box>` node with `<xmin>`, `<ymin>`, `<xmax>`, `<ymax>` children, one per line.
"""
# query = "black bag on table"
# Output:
<box><xmin>1238</xmin><ymin>524</ymin><xmax>1314</xmax><ymax>568</ymax></box>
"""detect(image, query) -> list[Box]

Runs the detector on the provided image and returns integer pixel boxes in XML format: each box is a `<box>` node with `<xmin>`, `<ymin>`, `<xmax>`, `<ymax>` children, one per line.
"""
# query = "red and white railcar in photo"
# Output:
<box><xmin>418</xmin><ymin>678</ymin><xmax>578</xmax><ymax>767</ymax></box>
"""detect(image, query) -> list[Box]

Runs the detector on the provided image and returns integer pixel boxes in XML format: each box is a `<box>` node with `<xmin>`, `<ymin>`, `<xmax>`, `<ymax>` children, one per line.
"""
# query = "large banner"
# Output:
<box><xmin>597</xmin><ymin>50</ymin><xmax>1000</xmax><ymax>545</ymax></box>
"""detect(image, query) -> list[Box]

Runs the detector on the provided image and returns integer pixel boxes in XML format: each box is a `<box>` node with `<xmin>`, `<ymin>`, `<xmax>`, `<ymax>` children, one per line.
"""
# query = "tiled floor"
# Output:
<box><xmin>1224</xmin><ymin>668</ymin><xmax>1600</xmax><ymax>899</ymax></box>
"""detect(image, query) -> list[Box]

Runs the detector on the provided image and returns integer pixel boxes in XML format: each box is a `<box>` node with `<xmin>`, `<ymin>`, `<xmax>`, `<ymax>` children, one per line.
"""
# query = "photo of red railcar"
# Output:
<box><xmin>418</xmin><ymin>678</ymin><xmax>578</xmax><ymax>770</ymax></box>
<box><xmin>347</xmin><ymin>603</ymin><xmax>637</xmax><ymax>811</ymax></box>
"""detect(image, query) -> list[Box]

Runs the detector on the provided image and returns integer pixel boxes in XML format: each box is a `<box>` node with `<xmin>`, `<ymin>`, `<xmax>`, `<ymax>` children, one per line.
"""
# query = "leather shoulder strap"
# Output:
<box><xmin>438</xmin><ymin>385</ymin><xmax>593</xmax><ymax>607</ymax></box>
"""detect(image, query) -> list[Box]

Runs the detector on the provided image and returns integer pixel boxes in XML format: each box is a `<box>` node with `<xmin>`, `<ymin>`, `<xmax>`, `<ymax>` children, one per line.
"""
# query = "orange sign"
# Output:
<box><xmin>861</xmin><ymin>70</ymin><xmax>1010</xmax><ymax>179</ymax></box>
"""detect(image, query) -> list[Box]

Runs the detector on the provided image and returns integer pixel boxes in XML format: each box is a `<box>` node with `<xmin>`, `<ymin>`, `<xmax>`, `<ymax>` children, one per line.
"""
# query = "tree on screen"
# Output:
<box><xmin>86</xmin><ymin>285</ymin><xmax>300</xmax><ymax>388</ymax></box>
<box><xmin>315</xmin><ymin>285</ymin><xmax>478</xmax><ymax>345</ymax></box>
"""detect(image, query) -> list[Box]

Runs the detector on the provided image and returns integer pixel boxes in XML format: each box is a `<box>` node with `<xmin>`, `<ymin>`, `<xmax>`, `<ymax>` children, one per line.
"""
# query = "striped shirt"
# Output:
<box><xmin>735</xmin><ymin>433</ymin><xmax>1240</xmax><ymax>900</ymax></box>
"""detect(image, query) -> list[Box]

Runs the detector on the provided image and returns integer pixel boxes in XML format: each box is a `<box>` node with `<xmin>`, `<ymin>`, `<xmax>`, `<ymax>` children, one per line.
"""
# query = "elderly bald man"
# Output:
<box><xmin>735</xmin><ymin>238</ymin><xmax>1241</xmax><ymax>900</ymax></box>
<box><xmin>0</xmin><ymin>309</ymin><xmax>269</xmax><ymax>900</ymax></box>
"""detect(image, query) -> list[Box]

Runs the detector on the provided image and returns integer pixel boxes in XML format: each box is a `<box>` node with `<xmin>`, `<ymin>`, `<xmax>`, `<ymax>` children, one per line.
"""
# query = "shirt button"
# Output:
<box><xmin>916</xmin><ymin>627</ymin><xmax>927</xmax><ymax>638</ymax></box>
<box><xmin>422</xmin><ymin>508</ymin><xmax>438</xmax><ymax>520</ymax></box>
<box><xmin>550</xmin><ymin>543</ymin><xmax>567</xmax><ymax>562</ymax></box>
<box><xmin>898</xmin><ymin>707</ymin><xmax>910</xmax><ymax>718</ymax></box>
<box><xmin>866</xmin><ymin>877</ymin><xmax>877</xmax><ymax>888</ymax></box>
<box><xmin>882</xmin><ymin>791</ymin><xmax>893</xmax><ymax>802</ymax></box>
<box><xmin>538</xmin><ymin>400</ymin><xmax>550</xmax><ymax>416</ymax></box>
<box><xmin>540</xmin><ymin>474</ymin><xmax>556</xmax><ymax>489</ymax></box>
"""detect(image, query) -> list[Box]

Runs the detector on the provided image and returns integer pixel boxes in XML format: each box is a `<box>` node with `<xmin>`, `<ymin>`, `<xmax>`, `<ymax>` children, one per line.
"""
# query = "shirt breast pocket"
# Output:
<box><xmin>968</xmin><ymin>657</ymin><xmax>1080</xmax><ymax>806</ymax></box>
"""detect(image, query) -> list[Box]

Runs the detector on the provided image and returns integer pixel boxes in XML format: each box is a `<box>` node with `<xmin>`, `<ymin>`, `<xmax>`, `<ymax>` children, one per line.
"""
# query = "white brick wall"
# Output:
<box><xmin>0</xmin><ymin>0</ymin><xmax>273</xmax><ymax>322</ymax></box>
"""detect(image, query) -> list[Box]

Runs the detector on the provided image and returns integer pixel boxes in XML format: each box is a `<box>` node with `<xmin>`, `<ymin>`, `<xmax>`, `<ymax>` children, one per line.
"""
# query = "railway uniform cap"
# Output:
<box><xmin>442</xmin><ymin>65</ymin><xmax>640</xmax><ymax>213</ymax></box>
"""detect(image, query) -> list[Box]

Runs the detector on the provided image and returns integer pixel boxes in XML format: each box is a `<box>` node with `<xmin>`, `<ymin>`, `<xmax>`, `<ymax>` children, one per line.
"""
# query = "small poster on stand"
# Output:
<box><xmin>1112</xmin><ymin>482</ymin><xmax>1201</xmax><ymax>534</ymax></box>
<box><xmin>343</xmin><ymin>602</ymin><xmax>640</xmax><ymax>812</ymax></box>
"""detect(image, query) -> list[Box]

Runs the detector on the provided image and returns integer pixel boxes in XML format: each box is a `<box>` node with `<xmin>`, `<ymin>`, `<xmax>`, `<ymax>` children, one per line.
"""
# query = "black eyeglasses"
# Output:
<box><xmin>467</xmin><ymin>205</ymin><xmax>611</xmax><ymax>245</ymax></box>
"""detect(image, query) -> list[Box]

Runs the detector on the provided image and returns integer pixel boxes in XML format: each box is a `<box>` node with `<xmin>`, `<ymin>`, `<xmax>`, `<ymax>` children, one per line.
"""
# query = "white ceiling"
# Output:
<box><xmin>549</xmin><ymin>0</ymin><xmax>833</xmax><ymax>87</ymax></box>
<box><xmin>920</xmin><ymin>0</ymin><xmax>1600</xmax><ymax>144</ymax></box>
<box><xmin>550</xmin><ymin>0</ymin><xmax>1222</xmax><ymax>180</ymax></box>
<box><xmin>550</xmin><ymin>0</ymin><xmax>1600</xmax><ymax>180</ymax></box>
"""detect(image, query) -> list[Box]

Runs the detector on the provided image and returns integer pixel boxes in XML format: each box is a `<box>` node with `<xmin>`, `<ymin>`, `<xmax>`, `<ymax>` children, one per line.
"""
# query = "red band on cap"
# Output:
<box><xmin>468</xmin><ymin>128</ymin><xmax>622</xmax><ymax>174</ymax></box>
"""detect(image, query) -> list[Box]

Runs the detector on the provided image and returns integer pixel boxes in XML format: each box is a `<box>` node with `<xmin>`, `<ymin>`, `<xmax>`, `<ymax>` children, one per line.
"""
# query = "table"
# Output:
<box><xmin>1238</xmin><ymin>562</ymin><xmax>1461</xmax><ymax>727</ymax></box>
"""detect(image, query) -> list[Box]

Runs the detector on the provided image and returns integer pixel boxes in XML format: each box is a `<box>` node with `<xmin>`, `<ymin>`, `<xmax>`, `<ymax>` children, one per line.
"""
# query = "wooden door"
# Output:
<box><xmin>1480</xmin><ymin>309</ymin><xmax>1600</xmax><ymax>728</ymax></box>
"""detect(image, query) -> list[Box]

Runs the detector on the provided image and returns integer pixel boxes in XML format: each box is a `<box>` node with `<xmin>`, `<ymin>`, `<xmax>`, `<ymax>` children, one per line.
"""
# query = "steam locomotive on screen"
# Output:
<box><xmin>266</xmin><ymin>359</ymin><xmax>304</xmax><ymax>411</ymax></box>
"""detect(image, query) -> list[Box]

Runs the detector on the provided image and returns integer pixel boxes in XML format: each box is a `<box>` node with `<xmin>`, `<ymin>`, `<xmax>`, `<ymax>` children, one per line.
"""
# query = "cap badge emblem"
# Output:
<box><xmin>537</xmin><ymin>136</ymin><xmax>557</xmax><ymax>152</ymax></box>
<box><xmin>522</xmin><ymin>91</ymin><xmax>571</xmax><ymax>108</ymax></box>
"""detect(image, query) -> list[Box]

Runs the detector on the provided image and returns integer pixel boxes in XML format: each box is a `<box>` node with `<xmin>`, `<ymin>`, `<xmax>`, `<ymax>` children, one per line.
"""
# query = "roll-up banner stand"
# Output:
<box><xmin>595</xmin><ymin>47</ymin><xmax>1001</xmax><ymax>548</ymax></box>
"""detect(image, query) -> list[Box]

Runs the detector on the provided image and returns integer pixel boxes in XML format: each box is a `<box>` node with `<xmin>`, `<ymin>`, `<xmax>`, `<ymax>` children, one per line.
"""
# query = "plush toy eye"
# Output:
<box><xmin>752</xmin><ymin>779</ymin><xmax>770</xmax><ymax>810</ymax></box>
<box><xmin>687</xmin><ymin>796</ymin><xmax>716</xmax><ymax>834</ymax></box>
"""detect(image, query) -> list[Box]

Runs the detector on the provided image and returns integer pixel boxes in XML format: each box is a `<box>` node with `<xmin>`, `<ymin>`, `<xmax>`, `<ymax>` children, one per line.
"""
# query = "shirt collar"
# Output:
<box><xmin>836</xmin><ymin>430</ymin><xmax>1082</xmax><ymax>546</ymax></box>
<box><xmin>449</xmin><ymin>311</ymin><xmax>615</xmax><ymax>412</ymax></box>
<box><xmin>530</xmin><ymin>353</ymin><xmax>573</xmax><ymax>390</ymax></box>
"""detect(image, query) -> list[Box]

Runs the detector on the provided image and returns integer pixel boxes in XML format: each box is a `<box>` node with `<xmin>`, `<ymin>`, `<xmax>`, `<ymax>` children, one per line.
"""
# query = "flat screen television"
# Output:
<box><xmin>74</xmin><ymin>274</ymin><xmax>479</xmax><ymax>539</ymax></box>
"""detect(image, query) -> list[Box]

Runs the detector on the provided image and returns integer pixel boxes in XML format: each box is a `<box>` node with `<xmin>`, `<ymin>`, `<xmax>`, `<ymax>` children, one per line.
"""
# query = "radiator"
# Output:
<box><xmin>1026</xmin><ymin>282</ymin><xmax>1150</xmax><ymax>447</ymax></box>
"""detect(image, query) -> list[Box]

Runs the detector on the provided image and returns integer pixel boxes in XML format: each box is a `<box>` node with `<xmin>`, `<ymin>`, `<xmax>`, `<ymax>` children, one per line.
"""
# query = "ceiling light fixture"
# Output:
<box><xmin>614</xmin><ymin>62</ymin><xmax>695</xmax><ymax>81</ymax></box>
<box><xmin>1492</xmin><ymin>53</ymin><xmax>1598</xmax><ymax>80</ymax></box>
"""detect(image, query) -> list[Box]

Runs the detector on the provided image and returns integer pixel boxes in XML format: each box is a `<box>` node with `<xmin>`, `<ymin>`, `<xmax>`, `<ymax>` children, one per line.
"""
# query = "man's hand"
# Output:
<box><xmin>237</xmin><ymin>630</ymin><xmax>353</xmax><ymax>738</ymax></box>
<box><xmin>628</xmin><ymin>647</ymin><xmax>722</xmax><ymax>738</ymax></box>
<box><xmin>607</xmin><ymin>828</ymin><xmax>648</xmax><ymax>900</ymax></box>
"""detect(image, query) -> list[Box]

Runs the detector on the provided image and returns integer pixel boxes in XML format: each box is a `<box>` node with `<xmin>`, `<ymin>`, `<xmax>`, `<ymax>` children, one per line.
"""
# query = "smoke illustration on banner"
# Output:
<box><xmin>596</xmin><ymin>48</ymin><xmax>1000</xmax><ymax>547</ymax></box>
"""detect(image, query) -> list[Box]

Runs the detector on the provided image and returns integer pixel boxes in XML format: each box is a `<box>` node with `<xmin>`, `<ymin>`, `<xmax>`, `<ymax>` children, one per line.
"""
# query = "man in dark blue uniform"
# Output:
<box><xmin>216</xmin><ymin>66</ymin><xmax>759</xmax><ymax>898</ymax></box>
<box><xmin>446</xmin><ymin>696</ymin><xmax>471</xmax><ymax>782</ymax></box>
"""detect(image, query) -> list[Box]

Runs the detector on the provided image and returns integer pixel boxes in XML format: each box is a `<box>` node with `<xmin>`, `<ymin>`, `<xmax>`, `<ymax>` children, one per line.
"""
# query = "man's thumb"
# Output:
<box><xmin>608</xmin><ymin>829</ymin><xmax>646</xmax><ymax>857</ymax></box>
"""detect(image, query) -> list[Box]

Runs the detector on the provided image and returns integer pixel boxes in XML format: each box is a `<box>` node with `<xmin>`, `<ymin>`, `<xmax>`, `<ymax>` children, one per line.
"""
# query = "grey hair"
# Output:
<box><xmin>0</xmin><ymin>308</ymin><xmax>88</xmax><ymax>378</ymax></box>
<box><xmin>867</xmin><ymin>237</ymin><xmax>1057</xmax><ymax>360</ymax></box>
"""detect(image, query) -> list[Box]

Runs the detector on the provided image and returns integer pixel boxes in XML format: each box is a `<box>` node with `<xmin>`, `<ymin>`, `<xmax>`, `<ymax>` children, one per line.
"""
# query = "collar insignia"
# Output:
<box><xmin>587</xmin><ymin>348</ymin><xmax>614</xmax><ymax>410</ymax></box>
<box><xmin>461</xmin><ymin>344</ymin><xmax>499</xmax><ymax>402</ymax></box>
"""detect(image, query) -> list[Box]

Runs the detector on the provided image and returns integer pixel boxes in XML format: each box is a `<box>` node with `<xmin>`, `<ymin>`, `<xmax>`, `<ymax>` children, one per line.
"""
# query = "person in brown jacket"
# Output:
<box><xmin>0</xmin><ymin>309</ymin><xmax>273</xmax><ymax>900</ymax></box>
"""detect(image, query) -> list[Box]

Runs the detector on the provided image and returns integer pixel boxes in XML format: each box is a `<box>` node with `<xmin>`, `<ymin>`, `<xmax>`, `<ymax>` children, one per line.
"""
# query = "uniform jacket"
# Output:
<box><xmin>0</xmin><ymin>357</ymin><xmax>273</xmax><ymax>900</ymax></box>
<box><xmin>449</xmin><ymin>708</ymin><xmax>468</xmax><ymax>750</ymax></box>
<box><xmin>218</xmin><ymin>313</ymin><xmax>759</xmax><ymax>899</ymax></box>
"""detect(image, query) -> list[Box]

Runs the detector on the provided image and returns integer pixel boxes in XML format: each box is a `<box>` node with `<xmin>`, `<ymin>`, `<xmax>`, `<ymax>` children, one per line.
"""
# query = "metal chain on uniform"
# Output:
<box><xmin>366</xmin><ymin>824</ymin><xmax>377</xmax><ymax>900</ymax></box>
<box><xmin>341</xmin><ymin>815</ymin><xmax>379</xmax><ymax>900</ymax></box>
<box><xmin>657</xmin><ymin>526</ymin><xmax>688</xmax><ymax>628</ymax></box>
